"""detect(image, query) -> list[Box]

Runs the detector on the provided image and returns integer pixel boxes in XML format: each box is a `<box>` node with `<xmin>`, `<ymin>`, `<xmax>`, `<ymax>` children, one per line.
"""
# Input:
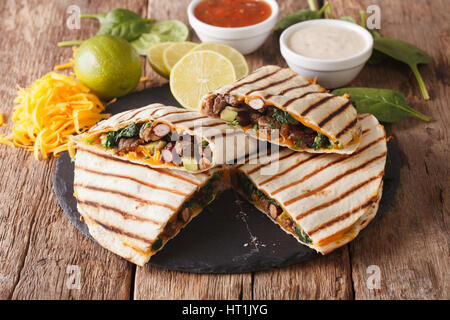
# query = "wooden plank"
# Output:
<box><xmin>249</xmin><ymin>0</ymin><xmax>354</xmax><ymax>300</ymax></box>
<box><xmin>0</xmin><ymin>0</ymin><xmax>148</xmax><ymax>300</ymax></box>
<box><xmin>329</xmin><ymin>0</ymin><xmax>449</xmax><ymax>299</ymax></box>
<box><xmin>132</xmin><ymin>0</ymin><xmax>252</xmax><ymax>300</ymax></box>
<box><xmin>135</xmin><ymin>266</ymin><xmax>252</xmax><ymax>300</ymax></box>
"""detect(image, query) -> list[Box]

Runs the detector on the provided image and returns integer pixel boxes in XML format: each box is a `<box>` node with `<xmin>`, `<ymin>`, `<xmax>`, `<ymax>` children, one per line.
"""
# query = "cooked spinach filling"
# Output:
<box><xmin>102</xmin><ymin>122</ymin><xmax>140</xmax><ymax>149</ymax></box>
<box><xmin>182</xmin><ymin>172</ymin><xmax>222</xmax><ymax>211</ymax></box>
<box><xmin>237</xmin><ymin>173</ymin><xmax>311</xmax><ymax>244</ymax></box>
<box><xmin>271</xmin><ymin>107</ymin><xmax>298</xmax><ymax>125</ymax></box>
<box><xmin>238</xmin><ymin>173</ymin><xmax>277</xmax><ymax>206</ymax></box>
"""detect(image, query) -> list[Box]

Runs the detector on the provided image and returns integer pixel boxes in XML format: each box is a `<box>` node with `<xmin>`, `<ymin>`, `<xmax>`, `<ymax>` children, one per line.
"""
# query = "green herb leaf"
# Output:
<box><xmin>275</xmin><ymin>10</ymin><xmax>321</xmax><ymax>34</ymax></box>
<box><xmin>152</xmin><ymin>237</ymin><xmax>163</xmax><ymax>251</ymax></box>
<box><xmin>339</xmin><ymin>15</ymin><xmax>357</xmax><ymax>24</ymax></box>
<box><xmin>272</xmin><ymin>108</ymin><xmax>297</xmax><ymax>125</ymax></box>
<box><xmin>148</xmin><ymin>20</ymin><xmax>189</xmax><ymax>42</ymax></box>
<box><xmin>312</xmin><ymin>133</ymin><xmax>333</xmax><ymax>150</ymax></box>
<box><xmin>332</xmin><ymin>88</ymin><xmax>431</xmax><ymax>122</ymax></box>
<box><xmin>294</xmin><ymin>225</ymin><xmax>312</xmax><ymax>244</ymax></box>
<box><xmin>373</xmin><ymin>37</ymin><xmax>431</xmax><ymax>100</ymax></box>
<box><xmin>103</xmin><ymin>122</ymin><xmax>141</xmax><ymax>149</ymax></box>
<box><xmin>131</xmin><ymin>33</ymin><xmax>161</xmax><ymax>55</ymax></box>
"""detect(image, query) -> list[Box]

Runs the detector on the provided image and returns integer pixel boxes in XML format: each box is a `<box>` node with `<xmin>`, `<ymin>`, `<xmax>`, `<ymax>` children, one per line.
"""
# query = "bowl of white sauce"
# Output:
<box><xmin>280</xmin><ymin>19</ymin><xmax>373</xmax><ymax>88</ymax></box>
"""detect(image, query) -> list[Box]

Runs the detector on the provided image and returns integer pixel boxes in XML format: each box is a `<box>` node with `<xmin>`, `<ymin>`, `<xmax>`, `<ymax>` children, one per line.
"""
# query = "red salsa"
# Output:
<box><xmin>194</xmin><ymin>0</ymin><xmax>272</xmax><ymax>28</ymax></box>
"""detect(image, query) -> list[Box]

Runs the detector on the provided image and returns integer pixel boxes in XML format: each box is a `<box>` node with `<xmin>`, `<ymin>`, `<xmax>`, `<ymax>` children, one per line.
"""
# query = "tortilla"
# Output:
<box><xmin>201</xmin><ymin>65</ymin><xmax>361</xmax><ymax>154</ymax></box>
<box><xmin>71</xmin><ymin>104</ymin><xmax>256</xmax><ymax>173</ymax></box>
<box><xmin>234</xmin><ymin>114</ymin><xmax>386</xmax><ymax>254</ymax></box>
<box><xmin>73</xmin><ymin>148</ymin><xmax>229</xmax><ymax>266</ymax></box>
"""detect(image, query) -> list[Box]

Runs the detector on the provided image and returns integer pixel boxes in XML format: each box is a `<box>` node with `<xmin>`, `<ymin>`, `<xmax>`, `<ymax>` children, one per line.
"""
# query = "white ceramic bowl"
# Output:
<box><xmin>188</xmin><ymin>0</ymin><xmax>279</xmax><ymax>55</ymax></box>
<box><xmin>280</xmin><ymin>19</ymin><xmax>373</xmax><ymax>88</ymax></box>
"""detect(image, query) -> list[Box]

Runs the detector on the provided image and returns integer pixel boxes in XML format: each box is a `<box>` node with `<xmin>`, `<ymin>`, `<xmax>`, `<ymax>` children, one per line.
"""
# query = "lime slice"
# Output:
<box><xmin>191</xmin><ymin>42</ymin><xmax>249</xmax><ymax>79</ymax></box>
<box><xmin>170</xmin><ymin>50</ymin><xmax>236</xmax><ymax>110</ymax></box>
<box><xmin>147</xmin><ymin>42</ymin><xmax>173</xmax><ymax>79</ymax></box>
<box><xmin>163</xmin><ymin>42</ymin><xmax>199</xmax><ymax>71</ymax></box>
<box><xmin>131</xmin><ymin>33</ymin><xmax>161</xmax><ymax>56</ymax></box>
<box><xmin>149</xmin><ymin>20</ymin><xmax>189</xmax><ymax>42</ymax></box>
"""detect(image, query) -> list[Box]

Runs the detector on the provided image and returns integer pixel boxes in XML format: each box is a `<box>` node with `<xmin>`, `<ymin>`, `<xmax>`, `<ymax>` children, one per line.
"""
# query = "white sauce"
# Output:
<box><xmin>288</xmin><ymin>25</ymin><xmax>366</xmax><ymax>60</ymax></box>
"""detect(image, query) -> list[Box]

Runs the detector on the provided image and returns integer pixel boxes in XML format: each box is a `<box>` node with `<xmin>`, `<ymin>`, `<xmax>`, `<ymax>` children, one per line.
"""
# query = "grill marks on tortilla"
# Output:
<box><xmin>307</xmin><ymin>196</ymin><xmax>378</xmax><ymax>236</ymax></box>
<box><xmin>283</xmin><ymin>150</ymin><xmax>386</xmax><ymax>209</ymax></box>
<box><xmin>74</xmin><ymin>165</ymin><xmax>189</xmax><ymax>196</ymax></box>
<box><xmin>245</xmin><ymin>73</ymin><xmax>297</xmax><ymax>96</ymax></box>
<box><xmin>77</xmin><ymin>198</ymin><xmax>163</xmax><ymax>225</ymax></box>
<box><xmin>293</xmin><ymin>171</ymin><xmax>384</xmax><ymax>221</ymax></box>
<box><xmin>77</xmin><ymin>146</ymin><xmax>201</xmax><ymax>186</ymax></box>
<box><xmin>271</xmin><ymin>137</ymin><xmax>384</xmax><ymax>196</ymax></box>
<box><xmin>300</xmin><ymin>95</ymin><xmax>336</xmax><ymax>117</ymax></box>
<box><xmin>246</xmin><ymin>150</ymin><xmax>297</xmax><ymax>174</ymax></box>
<box><xmin>75</xmin><ymin>184</ymin><xmax>177</xmax><ymax>211</ymax></box>
<box><xmin>225</xmin><ymin>67</ymin><xmax>283</xmax><ymax>94</ymax></box>
<box><xmin>85</xmin><ymin>216</ymin><xmax>155</xmax><ymax>245</ymax></box>
<box><xmin>259</xmin><ymin>153</ymin><xmax>322</xmax><ymax>185</ymax></box>
<box><xmin>336</xmin><ymin>118</ymin><xmax>357</xmax><ymax>138</ymax></box>
<box><xmin>281</xmin><ymin>91</ymin><xmax>324</xmax><ymax>108</ymax></box>
<box><xmin>318</xmin><ymin>101</ymin><xmax>352</xmax><ymax>128</ymax></box>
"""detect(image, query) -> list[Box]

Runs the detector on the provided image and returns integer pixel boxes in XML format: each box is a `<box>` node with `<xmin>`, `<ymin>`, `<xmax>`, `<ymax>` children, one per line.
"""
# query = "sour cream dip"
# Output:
<box><xmin>279</xmin><ymin>19</ymin><xmax>373</xmax><ymax>88</ymax></box>
<box><xmin>288</xmin><ymin>24</ymin><xmax>366</xmax><ymax>60</ymax></box>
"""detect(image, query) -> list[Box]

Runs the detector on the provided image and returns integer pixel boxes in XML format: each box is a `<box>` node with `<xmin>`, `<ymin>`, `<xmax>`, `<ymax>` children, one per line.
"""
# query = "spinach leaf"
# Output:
<box><xmin>332</xmin><ymin>88</ymin><xmax>431</xmax><ymax>123</ymax></box>
<box><xmin>59</xmin><ymin>8</ymin><xmax>153</xmax><ymax>46</ymax></box>
<box><xmin>294</xmin><ymin>225</ymin><xmax>312</xmax><ymax>244</ymax></box>
<box><xmin>272</xmin><ymin>108</ymin><xmax>297</xmax><ymax>125</ymax></box>
<box><xmin>238</xmin><ymin>173</ymin><xmax>277</xmax><ymax>206</ymax></box>
<box><xmin>339</xmin><ymin>15</ymin><xmax>357</xmax><ymax>24</ymax></box>
<box><xmin>103</xmin><ymin>122</ymin><xmax>140</xmax><ymax>149</ymax></box>
<box><xmin>275</xmin><ymin>11</ymin><xmax>320</xmax><ymax>34</ymax></box>
<box><xmin>93</xmin><ymin>9</ymin><xmax>153</xmax><ymax>42</ymax></box>
<box><xmin>373</xmin><ymin>37</ymin><xmax>431</xmax><ymax>100</ymax></box>
<box><xmin>151</xmin><ymin>237</ymin><xmax>163</xmax><ymax>251</ymax></box>
<box><xmin>312</xmin><ymin>133</ymin><xmax>333</xmax><ymax>150</ymax></box>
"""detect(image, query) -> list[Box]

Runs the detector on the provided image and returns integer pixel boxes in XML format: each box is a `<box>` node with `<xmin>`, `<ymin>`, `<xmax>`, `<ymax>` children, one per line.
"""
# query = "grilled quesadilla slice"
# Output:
<box><xmin>201</xmin><ymin>65</ymin><xmax>361</xmax><ymax>154</ymax></box>
<box><xmin>71</xmin><ymin>104</ymin><xmax>254</xmax><ymax>173</ymax></box>
<box><xmin>73</xmin><ymin>148</ymin><xmax>230</xmax><ymax>266</ymax></box>
<box><xmin>234</xmin><ymin>114</ymin><xmax>386</xmax><ymax>254</ymax></box>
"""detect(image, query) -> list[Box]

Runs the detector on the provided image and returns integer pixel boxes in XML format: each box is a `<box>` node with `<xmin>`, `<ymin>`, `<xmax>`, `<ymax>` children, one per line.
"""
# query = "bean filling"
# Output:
<box><xmin>202</xmin><ymin>94</ymin><xmax>341</xmax><ymax>150</ymax></box>
<box><xmin>94</xmin><ymin>122</ymin><xmax>212</xmax><ymax>171</ymax></box>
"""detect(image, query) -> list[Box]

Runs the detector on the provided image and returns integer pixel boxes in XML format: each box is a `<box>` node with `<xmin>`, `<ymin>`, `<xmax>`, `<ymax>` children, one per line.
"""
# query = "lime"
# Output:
<box><xmin>147</xmin><ymin>42</ymin><xmax>173</xmax><ymax>79</ymax></box>
<box><xmin>170</xmin><ymin>50</ymin><xmax>236</xmax><ymax>110</ymax></box>
<box><xmin>191</xmin><ymin>42</ymin><xmax>249</xmax><ymax>79</ymax></box>
<box><xmin>131</xmin><ymin>33</ymin><xmax>160</xmax><ymax>56</ymax></box>
<box><xmin>163</xmin><ymin>42</ymin><xmax>198</xmax><ymax>71</ymax></box>
<box><xmin>74</xmin><ymin>35</ymin><xmax>142</xmax><ymax>100</ymax></box>
<box><xmin>149</xmin><ymin>20</ymin><xmax>189</xmax><ymax>42</ymax></box>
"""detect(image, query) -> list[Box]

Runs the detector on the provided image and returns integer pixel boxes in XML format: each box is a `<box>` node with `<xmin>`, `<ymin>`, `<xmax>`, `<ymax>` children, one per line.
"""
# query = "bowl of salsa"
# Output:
<box><xmin>188</xmin><ymin>0</ymin><xmax>279</xmax><ymax>54</ymax></box>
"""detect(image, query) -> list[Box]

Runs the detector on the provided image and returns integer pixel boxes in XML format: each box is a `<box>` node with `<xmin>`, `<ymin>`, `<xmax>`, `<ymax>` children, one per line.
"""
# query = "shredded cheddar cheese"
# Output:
<box><xmin>0</xmin><ymin>113</ymin><xmax>4</xmax><ymax>126</ymax></box>
<box><xmin>0</xmin><ymin>72</ymin><xmax>110</xmax><ymax>160</ymax></box>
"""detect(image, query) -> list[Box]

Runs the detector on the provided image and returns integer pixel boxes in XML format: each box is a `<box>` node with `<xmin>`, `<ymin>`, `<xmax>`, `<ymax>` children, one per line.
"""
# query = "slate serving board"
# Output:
<box><xmin>53</xmin><ymin>85</ymin><xmax>400</xmax><ymax>273</ymax></box>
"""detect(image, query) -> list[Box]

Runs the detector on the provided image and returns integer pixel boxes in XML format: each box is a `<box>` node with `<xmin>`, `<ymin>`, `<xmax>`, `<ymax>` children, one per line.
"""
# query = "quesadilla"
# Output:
<box><xmin>233</xmin><ymin>114</ymin><xmax>386</xmax><ymax>254</ymax></box>
<box><xmin>71</xmin><ymin>103</ymin><xmax>254</xmax><ymax>173</ymax></box>
<box><xmin>201</xmin><ymin>65</ymin><xmax>361</xmax><ymax>154</ymax></box>
<box><xmin>73</xmin><ymin>148</ymin><xmax>230</xmax><ymax>266</ymax></box>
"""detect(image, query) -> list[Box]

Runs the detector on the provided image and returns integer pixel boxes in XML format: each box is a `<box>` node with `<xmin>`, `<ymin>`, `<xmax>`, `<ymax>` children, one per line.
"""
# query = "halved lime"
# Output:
<box><xmin>163</xmin><ymin>42</ymin><xmax>199</xmax><ymax>71</ymax></box>
<box><xmin>191</xmin><ymin>42</ymin><xmax>249</xmax><ymax>79</ymax></box>
<box><xmin>147</xmin><ymin>42</ymin><xmax>173</xmax><ymax>79</ymax></box>
<box><xmin>170</xmin><ymin>50</ymin><xmax>236</xmax><ymax>110</ymax></box>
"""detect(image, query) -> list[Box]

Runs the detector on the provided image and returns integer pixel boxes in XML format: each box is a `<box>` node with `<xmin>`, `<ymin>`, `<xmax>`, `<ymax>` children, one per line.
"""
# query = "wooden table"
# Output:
<box><xmin>0</xmin><ymin>0</ymin><xmax>448</xmax><ymax>300</ymax></box>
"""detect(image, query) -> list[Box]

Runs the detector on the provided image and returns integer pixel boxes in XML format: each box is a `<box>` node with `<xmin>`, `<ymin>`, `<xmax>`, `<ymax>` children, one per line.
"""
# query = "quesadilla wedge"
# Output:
<box><xmin>201</xmin><ymin>65</ymin><xmax>361</xmax><ymax>154</ymax></box>
<box><xmin>234</xmin><ymin>114</ymin><xmax>386</xmax><ymax>254</ymax></box>
<box><xmin>73</xmin><ymin>148</ymin><xmax>230</xmax><ymax>266</ymax></box>
<box><xmin>71</xmin><ymin>104</ymin><xmax>253</xmax><ymax>173</ymax></box>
